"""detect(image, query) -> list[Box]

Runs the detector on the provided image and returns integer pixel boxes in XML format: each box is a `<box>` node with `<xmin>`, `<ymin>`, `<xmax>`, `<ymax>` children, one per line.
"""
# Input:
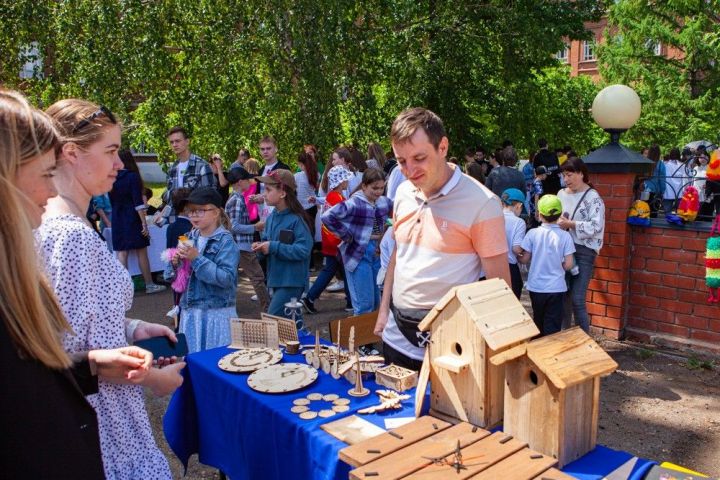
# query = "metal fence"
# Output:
<box><xmin>634</xmin><ymin>160</ymin><xmax>720</xmax><ymax>222</ymax></box>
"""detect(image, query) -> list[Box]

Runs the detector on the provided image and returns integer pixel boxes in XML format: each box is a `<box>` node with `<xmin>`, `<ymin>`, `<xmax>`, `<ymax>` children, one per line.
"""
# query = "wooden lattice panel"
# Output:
<box><xmin>261</xmin><ymin>312</ymin><xmax>299</xmax><ymax>346</ymax></box>
<box><xmin>229</xmin><ymin>318</ymin><xmax>279</xmax><ymax>349</ymax></box>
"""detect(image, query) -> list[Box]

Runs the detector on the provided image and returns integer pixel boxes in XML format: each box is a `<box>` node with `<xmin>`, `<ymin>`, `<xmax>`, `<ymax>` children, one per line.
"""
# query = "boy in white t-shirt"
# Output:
<box><xmin>500</xmin><ymin>188</ymin><xmax>527</xmax><ymax>299</ymax></box>
<box><xmin>518</xmin><ymin>194</ymin><xmax>575</xmax><ymax>335</ymax></box>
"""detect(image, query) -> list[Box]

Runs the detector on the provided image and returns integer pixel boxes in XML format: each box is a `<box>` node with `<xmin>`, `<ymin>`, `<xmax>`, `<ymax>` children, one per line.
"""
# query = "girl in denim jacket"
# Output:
<box><xmin>165</xmin><ymin>187</ymin><xmax>239</xmax><ymax>353</ymax></box>
<box><xmin>322</xmin><ymin>168</ymin><xmax>392</xmax><ymax>315</ymax></box>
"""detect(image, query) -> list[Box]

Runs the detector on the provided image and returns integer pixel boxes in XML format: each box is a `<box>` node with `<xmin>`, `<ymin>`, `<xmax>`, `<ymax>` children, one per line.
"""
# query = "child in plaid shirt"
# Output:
<box><xmin>322</xmin><ymin>168</ymin><xmax>392</xmax><ymax>315</ymax></box>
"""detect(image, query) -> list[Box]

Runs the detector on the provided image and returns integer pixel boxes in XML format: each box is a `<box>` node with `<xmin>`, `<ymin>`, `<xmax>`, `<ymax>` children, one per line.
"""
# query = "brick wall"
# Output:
<box><xmin>626</xmin><ymin>226</ymin><xmax>720</xmax><ymax>354</ymax></box>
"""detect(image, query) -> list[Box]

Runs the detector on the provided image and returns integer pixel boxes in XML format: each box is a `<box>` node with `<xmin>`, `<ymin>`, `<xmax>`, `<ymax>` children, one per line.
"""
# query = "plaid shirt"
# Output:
<box><xmin>225</xmin><ymin>192</ymin><xmax>255</xmax><ymax>251</ymax></box>
<box><xmin>321</xmin><ymin>191</ymin><xmax>392</xmax><ymax>272</ymax></box>
<box><xmin>162</xmin><ymin>153</ymin><xmax>217</xmax><ymax>203</ymax></box>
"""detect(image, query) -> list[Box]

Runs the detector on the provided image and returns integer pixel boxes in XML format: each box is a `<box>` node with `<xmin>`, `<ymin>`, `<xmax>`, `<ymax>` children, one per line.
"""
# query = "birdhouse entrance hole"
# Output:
<box><xmin>529</xmin><ymin>369</ymin><xmax>539</xmax><ymax>385</ymax></box>
<box><xmin>453</xmin><ymin>342</ymin><xmax>463</xmax><ymax>356</ymax></box>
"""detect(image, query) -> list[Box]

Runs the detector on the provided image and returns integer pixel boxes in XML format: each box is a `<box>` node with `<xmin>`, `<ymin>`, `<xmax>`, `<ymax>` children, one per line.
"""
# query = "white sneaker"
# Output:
<box><xmin>166</xmin><ymin>305</ymin><xmax>180</xmax><ymax>318</ymax></box>
<box><xmin>326</xmin><ymin>280</ymin><xmax>344</xmax><ymax>292</ymax></box>
<box><xmin>251</xmin><ymin>294</ymin><xmax>258</xmax><ymax>301</ymax></box>
<box><xmin>146</xmin><ymin>283</ymin><xmax>167</xmax><ymax>294</ymax></box>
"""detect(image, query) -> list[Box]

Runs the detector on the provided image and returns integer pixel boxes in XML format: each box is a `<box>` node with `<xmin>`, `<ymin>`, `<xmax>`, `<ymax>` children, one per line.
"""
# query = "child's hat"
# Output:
<box><xmin>327</xmin><ymin>165</ymin><xmax>355</xmax><ymax>190</ymax></box>
<box><xmin>537</xmin><ymin>194</ymin><xmax>562</xmax><ymax>217</ymax></box>
<box><xmin>187</xmin><ymin>186</ymin><xmax>223</xmax><ymax>208</ymax></box>
<box><xmin>256</xmin><ymin>169</ymin><xmax>297</xmax><ymax>191</ymax></box>
<box><xmin>226</xmin><ymin>167</ymin><xmax>255</xmax><ymax>184</ymax></box>
<box><xmin>535</xmin><ymin>165</ymin><xmax>548</xmax><ymax>175</ymax></box>
<box><xmin>500</xmin><ymin>188</ymin><xmax>525</xmax><ymax>205</ymax></box>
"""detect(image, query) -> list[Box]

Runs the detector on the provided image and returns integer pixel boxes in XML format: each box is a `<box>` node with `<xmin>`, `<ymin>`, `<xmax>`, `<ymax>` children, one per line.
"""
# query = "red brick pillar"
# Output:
<box><xmin>585</xmin><ymin>172</ymin><xmax>637</xmax><ymax>339</ymax></box>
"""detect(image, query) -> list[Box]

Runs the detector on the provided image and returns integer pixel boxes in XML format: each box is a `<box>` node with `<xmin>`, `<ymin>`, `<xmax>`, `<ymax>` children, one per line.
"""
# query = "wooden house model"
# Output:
<box><xmin>417</xmin><ymin>279</ymin><xmax>539</xmax><ymax>428</ymax></box>
<box><xmin>490</xmin><ymin>327</ymin><xmax>618</xmax><ymax>467</ymax></box>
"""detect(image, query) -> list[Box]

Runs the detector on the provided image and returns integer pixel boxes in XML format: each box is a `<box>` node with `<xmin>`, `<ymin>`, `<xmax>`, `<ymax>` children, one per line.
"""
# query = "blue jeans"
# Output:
<box><xmin>306</xmin><ymin>255</ymin><xmax>351</xmax><ymax>306</ymax></box>
<box><xmin>268</xmin><ymin>286</ymin><xmax>305</xmax><ymax>329</ymax></box>
<box><xmin>345</xmin><ymin>240</ymin><xmax>380</xmax><ymax>315</ymax></box>
<box><xmin>564</xmin><ymin>244</ymin><xmax>597</xmax><ymax>332</ymax></box>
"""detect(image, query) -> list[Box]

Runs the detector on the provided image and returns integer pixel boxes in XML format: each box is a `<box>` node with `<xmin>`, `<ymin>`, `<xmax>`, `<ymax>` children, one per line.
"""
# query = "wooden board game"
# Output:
<box><xmin>230</xmin><ymin>318</ymin><xmax>280</xmax><ymax>349</ymax></box>
<box><xmin>261</xmin><ymin>312</ymin><xmax>299</xmax><ymax>346</ymax></box>
<box><xmin>339</xmin><ymin>416</ymin><xmax>561</xmax><ymax>480</ymax></box>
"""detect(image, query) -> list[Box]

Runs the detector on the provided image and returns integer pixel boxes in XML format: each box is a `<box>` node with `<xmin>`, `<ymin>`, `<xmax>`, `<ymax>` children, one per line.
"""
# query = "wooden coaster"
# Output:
<box><xmin>293</xmin><ymin>398</ymin><xmax>311</xmax><ymax>406</ymax></box>
<box><xmin>332</xmin><ymin>405</ymin><xmax>350</xmax><ymax>413</ymax></box>
<box><xmin>333</xmin><ymin>398</ymin><xmax>351</xmax><ymax>406</ymax></box>
<box><xmin>291</xmin><ymin>405</ymin><xmax>309</xmax><ymax>414</ymax></box>
<box><xmin>323</xmin><ymin>393</ymin><xmax>339</xmax><ymax>402</ymax></box>
<box><xmin>307</xmin><ymin>393</ymin><xmax>323</xmax><ymax>401</ymax></box>
<box><xmin>318</xmin><ymin>409</ymin><xmax>336</xmax><ymax>418</ymax></box>
<box><xmin>299</xmin><ymin>411</ymin><xmax>318</xmax><ymax>420</ymax></box>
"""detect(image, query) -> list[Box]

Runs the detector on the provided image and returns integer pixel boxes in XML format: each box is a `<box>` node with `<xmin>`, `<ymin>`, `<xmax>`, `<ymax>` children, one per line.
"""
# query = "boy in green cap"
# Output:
<box><xmin>517</xmin><ymin>194</ymin><xmax>575</xmax><ymax>335</ymax></box>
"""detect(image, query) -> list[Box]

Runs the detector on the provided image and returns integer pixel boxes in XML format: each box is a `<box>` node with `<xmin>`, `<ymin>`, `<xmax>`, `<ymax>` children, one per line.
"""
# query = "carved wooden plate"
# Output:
<box><xmin>218</xmin><ymin>348</ymin><xmax>283</xmax><ymax>373</ymax></box>
<box><xmin>247</xmin><ymin>363</ymin><xmax>319</xmax><ymax>393</ymax></box>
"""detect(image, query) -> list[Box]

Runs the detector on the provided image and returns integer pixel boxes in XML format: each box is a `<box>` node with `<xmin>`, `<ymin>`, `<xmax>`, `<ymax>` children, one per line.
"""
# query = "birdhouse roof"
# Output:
<box><xmin>490</xmin><ymin>327</ymin><xmax>618</xmax><ymax>389</ymax></box>
<box><xmin>417</xmin><ymin>279</ymin><xmax>539</xmax><ymax>351</ymax></box>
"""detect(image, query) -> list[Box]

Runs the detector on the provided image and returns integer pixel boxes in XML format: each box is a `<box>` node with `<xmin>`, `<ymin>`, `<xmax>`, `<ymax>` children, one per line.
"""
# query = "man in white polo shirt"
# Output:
<box><xmin>374</xmin><ymin>107</ymin><xmax>511</xmax><ymax>370</ymax></box>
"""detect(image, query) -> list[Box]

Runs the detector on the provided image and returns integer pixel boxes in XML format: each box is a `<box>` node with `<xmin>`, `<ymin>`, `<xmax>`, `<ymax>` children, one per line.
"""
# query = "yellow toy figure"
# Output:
<box><xmin>676</xmin><ymin>186</ymin><xmax>700</xmax><ymax>222</ymax></box>
<box><xmin>627</xmin><ymin>200</ymin><xmax>651</xmax><ymax>226</ymax></box>
<box><xmin>707</xmin><ymin>150</ymin><xmax>720</xmax><ymax>181</ymax></box>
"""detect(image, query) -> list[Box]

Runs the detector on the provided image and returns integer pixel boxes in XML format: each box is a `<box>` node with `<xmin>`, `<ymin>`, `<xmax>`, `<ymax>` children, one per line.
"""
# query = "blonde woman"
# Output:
<box><xmin>0</xmin><ymin>90</ymin><xmax>153</xmax><ymax>478</ymax></box>
<box><xmin>39</xmin><ymin>98</ymin><xmax>183</xmax><ymax>479</ymax></box>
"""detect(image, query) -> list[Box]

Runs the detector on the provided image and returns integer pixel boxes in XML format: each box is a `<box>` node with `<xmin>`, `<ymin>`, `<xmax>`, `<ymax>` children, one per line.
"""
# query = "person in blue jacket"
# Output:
<box><xmin>252</xmin><ymin>170</ymin><xmax>313</xmax><ymax>331</ymax></box>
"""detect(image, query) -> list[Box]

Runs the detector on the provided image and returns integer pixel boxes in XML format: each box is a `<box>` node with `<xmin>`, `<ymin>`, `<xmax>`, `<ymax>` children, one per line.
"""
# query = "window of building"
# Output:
<box><xmin>645</xmin><ymin>39</ymin><xmax>662</xmax><ymax>55</ymax></box>
<box><xmin>582</xmin><ymin>41</ymin><xmax>596</xmax><ymax>61</ymax></box>
<box><xmin>19</xmin><ymin>42</ymin><xmax>43</xmax><ymax>79</ymax></box>
<box><xmin>555</xmin><ymin>44</ymin><xmax>569</xmax><ymax>63</ymax></box>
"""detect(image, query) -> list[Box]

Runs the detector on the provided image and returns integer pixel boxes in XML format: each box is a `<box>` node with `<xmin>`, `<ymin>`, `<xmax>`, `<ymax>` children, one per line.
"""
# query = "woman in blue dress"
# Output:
<box><xmin>109</xmin><ymin>150</ymin><xmax>166</xmax><ymax>294</ymax></box>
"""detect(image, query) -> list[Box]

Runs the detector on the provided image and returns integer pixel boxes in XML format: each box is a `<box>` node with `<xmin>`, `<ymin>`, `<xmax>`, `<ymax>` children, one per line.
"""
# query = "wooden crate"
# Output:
<box><xmin>375</xmin><ymin>364</ymin><xmax>418</xmax><ymax>392</ymax></box>
<box><xmin>339</xmin><ymin>416</ymin><xmax>561</xmax><ymax>480</ymax></box>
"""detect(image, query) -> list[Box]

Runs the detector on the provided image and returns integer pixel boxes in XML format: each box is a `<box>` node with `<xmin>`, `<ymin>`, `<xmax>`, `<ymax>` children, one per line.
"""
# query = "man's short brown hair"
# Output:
<box><xmin>167</xmin><ymin>125</ymin><xmax>189</xmax><ymax>138</ymax></box>
<box><xmin>259</xmin><ymin>135</ymin><xmax>277</xmax><ymax>146</ymax></box>
<box><xmin>390</xmin><ymin>107</ymin><xmax>446</xmax><ymax>149</ymax></box>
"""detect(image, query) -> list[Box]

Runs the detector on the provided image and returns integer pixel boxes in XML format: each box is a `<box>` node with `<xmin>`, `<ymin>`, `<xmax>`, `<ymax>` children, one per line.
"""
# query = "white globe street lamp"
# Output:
<box><xmin>583</xmin><ymin>84</ymin><xmax>651</xmax><ymax>172</ymax></box>
<box><xmin>592</xmin><ymin>85</ymin><xmax>642</xmax><ymax>143</ymax></box>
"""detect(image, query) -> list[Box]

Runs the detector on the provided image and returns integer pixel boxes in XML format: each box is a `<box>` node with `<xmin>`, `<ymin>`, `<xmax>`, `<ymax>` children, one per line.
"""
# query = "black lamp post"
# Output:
<box><xmin>583</xmin><ymin>85</ymin><xmax>653</xmax><ymax>173</ymax></box>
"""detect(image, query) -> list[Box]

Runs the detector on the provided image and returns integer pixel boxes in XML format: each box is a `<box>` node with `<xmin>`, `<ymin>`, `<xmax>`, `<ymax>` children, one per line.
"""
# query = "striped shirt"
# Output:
<box><xmin>225</xmin><ymin>192</ymin><xmax>255</xmax><ymax>251</ymax></box>
<box><xmin>391</xmin><ymin>164</ymin><xmax>508</xmax><ymax>310</ymax></box>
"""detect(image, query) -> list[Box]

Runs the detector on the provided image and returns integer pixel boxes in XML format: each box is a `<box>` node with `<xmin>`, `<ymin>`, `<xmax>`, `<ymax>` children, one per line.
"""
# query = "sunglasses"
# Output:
<box><xmin>71</xmin><ymin>105</ymin><xmax>117</xmax><ymax>134</ymax></box>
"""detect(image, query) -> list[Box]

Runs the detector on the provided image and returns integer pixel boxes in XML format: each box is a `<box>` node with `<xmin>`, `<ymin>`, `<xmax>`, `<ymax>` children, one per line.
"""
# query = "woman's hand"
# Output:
<box><xmin>133</xmin><ymin>322</ymin><xmax>177</xmax><ymax>343</ymax></box>
<box><xmin>177</xmin><ymin>243</ymin><xmax>199</xmax><ymax>261</ymax></box>
<box><xmin>89</xmin><ymin>346</ymin><xmax>153</xmax><ymax>383</ymax></box>
<box><xmin>145</xmin><ymin>362</ymin><xmax>186</xmax><ymax>397</ymax></box>
<box><xmin>557</xmin><ymin>216</ymin><xmax>575</xmax><ymax>231</ymax></box>
<box><xmin>251</xmin><ymin>241</ymin><xmax>270</xmax><ymax>254</ymax></box>
<box><xmin>141</xmin><ymin>223</ymin><xmax>149</xmax><ymax>237</ymax></box>
<box><xmin>254</xmin><ymin>221</ymin><xmax>265</xmax><ymax>232</ymax></box>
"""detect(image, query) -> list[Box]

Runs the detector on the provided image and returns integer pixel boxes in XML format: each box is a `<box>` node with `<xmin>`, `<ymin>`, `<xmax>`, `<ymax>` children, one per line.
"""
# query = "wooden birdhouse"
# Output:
<box><xmin>416</xmin><ymin>279</ymin><xmax>539</xmax><ymax>428</ymax></box>
<box><xmin>490</xmin><ymin>327</ymin><xmax>618</xmax><ymax>467</ymax></box>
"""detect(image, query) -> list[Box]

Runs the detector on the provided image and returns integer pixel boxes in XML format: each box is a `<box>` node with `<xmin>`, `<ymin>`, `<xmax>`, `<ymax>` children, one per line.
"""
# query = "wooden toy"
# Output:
<box><xmin>490</xmin><ymin>327</ymin><xmax>618</xmax><ymax>467</ymax></box>
<box><xmin>339</xmin><ymin>415</ymin><xmax>562</xmax><ymax>479</ymax></box>
<box><xmin>260</xmin><ymin>312</ymin><xmax>299</xmax><ymax>346</ymax></box>
<box><xmin>375</xmin><ymin>364</ymin><xmax>418</xmax><ymax>392</ymax></box>
<box><xmin>416</xmin><ymin>279</ymin><xmax>539</xmax><ymax>427</ymax></box>
<box><xmin>357</xmin><ymin>390</ymin><xmax>410</xmax><ymax>414</ymax></box>
<box><xmin>247</xmin><ymin>363</ymin><xmax>318</xmax><ymax>393</ymax></box>
<box><xmin>217</xmin><ymin>348</ymin><xmax>282</xmax><ymax>373</ymax></box>
<box><xmin>229</xmin><ymin>318</ymin><xmax>279</xmax><ymax>349</ymax></box>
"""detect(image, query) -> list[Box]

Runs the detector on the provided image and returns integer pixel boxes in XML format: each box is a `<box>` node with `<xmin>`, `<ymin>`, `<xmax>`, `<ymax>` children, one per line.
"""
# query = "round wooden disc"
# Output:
<box><xmin>307</xmin><ymin>393</ymin><xmax>323</xmax><ymax>401</ymax></box>
<box><xmin>291</xmin><ymin>405</ymin><xmax>309</xmax><ymax>413</ymax></box>
<box><xmin>318</xmin><ymin>409</ymin><xmax>336</xmax><ymax>418</ymax></box>
<box><xmin>246</xmin><ymin>363</ymin><xmax>318</xmax><ymax>394</ymax></box>
<box><xmin>322</xmin><ymin>393</ymin><xmax>339</xmax><ymax>402</ymax></box>
<box><xmin>217</xmin><ymin>348</ymin><xmax>283</xmax><ymax>373</ymax></box>
<box><xmin>293</xmin><ymin>398</ymin><xmax>310</xmax><ymax>406</ymax></box>
<box><xmin>332</xmin><ymin>405</ymin><xmax>349</xmax><ymax>413</ymax></box>
<box><xmin>304</xmin><ymin>351</ymin><xmax>314</xmax><ymax>365</ymax></box>
<box><xmin>331</xmin><ymin>370</ymin><xmax>341</xmax><ymax>380</ymax></box>
<box><xmin>299</xmin><ymin>411</ymin><xmax>318</xmax><ymax>420</ymax></box>
<box><xmin>312</xmin><ymin>356</ymin><xmax>320</xmax><ymax>369</ymax></box>
<box><xmin>320</xmin><ymin>357</ymin><xmax>330</xmax><ymax>374</ymax></box>
<box><xmin>333</xmin><ymin>398</ymin><xmax>350</xmax><ymax>406</ymax></box>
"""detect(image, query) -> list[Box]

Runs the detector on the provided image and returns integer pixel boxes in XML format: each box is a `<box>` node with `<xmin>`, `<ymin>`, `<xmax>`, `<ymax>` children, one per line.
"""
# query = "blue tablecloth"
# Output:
<box><xmin>164</xmin><ymin>339</ymin><xmax>656</xmax><ymax>480</ymax></box>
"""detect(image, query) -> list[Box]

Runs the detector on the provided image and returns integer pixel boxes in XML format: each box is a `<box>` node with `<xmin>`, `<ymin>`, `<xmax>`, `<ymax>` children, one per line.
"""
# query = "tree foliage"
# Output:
<box><xmin>0</xmin><ymin>0</ymin><xmax>603</xmax><ymax>164</ymax></box>
<box><xmin>598</xmin><ymin>0</ymin><xmax>720</xmax><ymax>152</ymax></box>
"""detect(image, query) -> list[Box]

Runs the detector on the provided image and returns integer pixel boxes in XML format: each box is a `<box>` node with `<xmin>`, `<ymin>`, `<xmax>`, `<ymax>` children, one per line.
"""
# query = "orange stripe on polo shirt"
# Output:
<box><xmin>394</xmin><ymin>209</ymin><xmax>478</xmax><ymax>254</ymax></box>
<box><xmin>470</xmin><ymin>215</ymin><xmax>508</xmax><ymax>258</ymax></box>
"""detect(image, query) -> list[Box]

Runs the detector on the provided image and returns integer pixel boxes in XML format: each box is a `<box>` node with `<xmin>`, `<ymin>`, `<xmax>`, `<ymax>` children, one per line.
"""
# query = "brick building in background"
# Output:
<box><xmin>557</xmin><ymin>18</ymin><xmax>684</xmax><ymax>80</ymax></box>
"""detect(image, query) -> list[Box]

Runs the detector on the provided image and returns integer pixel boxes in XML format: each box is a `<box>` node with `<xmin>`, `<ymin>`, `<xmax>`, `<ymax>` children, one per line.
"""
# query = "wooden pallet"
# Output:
<box><xmin>339</xmin><ymin>416</ymin><xmax>561</xmax><ymax>480</ymax></box>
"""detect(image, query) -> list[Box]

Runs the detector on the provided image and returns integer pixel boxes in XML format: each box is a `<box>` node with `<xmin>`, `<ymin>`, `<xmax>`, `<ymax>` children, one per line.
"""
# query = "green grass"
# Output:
<box><xmin>686</xmin><ymin>356</ymin><xmax>715</xmax><ymax>370</ymax></box>
<box><xmin>635</xmin><ymin>348</ymin><xmax>656</xmax><ymax>360</ymax></box>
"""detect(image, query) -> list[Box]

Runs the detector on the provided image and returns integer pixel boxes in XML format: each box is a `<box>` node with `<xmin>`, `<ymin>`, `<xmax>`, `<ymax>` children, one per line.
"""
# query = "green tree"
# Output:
<box><xmin>598</xmin><ymin>0</ymin><xmax>720</xmax><ymax>151</ymax></box>
<box><xmin>0</xmin><ymin>0</ymin><xmax>603</xmax><ymax>165</ymax></box>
